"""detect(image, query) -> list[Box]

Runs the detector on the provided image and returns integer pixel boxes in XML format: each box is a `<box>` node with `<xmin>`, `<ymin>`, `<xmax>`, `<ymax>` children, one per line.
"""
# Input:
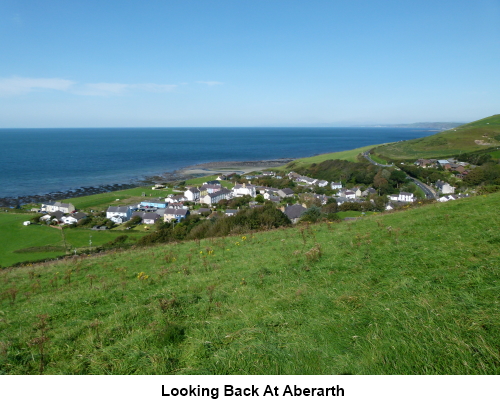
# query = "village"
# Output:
<box><xmin>27</xmin><ymin>154</ymin><xmax>475</xmax><ymax>230</ymax></box>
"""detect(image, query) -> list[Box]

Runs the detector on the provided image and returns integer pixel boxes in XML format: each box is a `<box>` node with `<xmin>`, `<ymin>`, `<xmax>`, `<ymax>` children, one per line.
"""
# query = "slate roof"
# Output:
<box><xmin>107</xmin><ymin>206</ymin><xmax>130</xmax><ymax>213</ymax></box>
<box><xmin>284</xmin><ymin>204</ymin><xmax>307</xmax><ymax>220</ymax></box>
<box><xmin>164</xmin><ymin>208</ymin><xmax>188</xmax><ymax>216</ymax></box>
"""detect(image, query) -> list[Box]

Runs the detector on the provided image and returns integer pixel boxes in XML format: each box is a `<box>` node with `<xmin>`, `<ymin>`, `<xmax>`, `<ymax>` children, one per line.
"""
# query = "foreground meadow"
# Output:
<box><xmin>1</xmin><ymin>193</ymin><xmax>499</xmax><ymax>374</ymax></box>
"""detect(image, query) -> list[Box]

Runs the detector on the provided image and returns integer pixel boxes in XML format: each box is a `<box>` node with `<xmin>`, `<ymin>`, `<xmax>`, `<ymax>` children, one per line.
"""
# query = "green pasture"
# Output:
<box><xmin>2</xmin><ymin>192</ymin><xmax>499</xmax><ymax>374</ymax></box>
<box><xmin>63</xmin><ymin>186</ymin><xmax>172</xmax><ymax>211</ymax></box>
<box><xmin>0</xmin><ymin>213</ymin><xmax>138</xmax><ymax>267</ymax></box>
<box><xmin>0</xmin><ymin>213</ymin><xmax>64</xmax><ymax>267</ymax></box>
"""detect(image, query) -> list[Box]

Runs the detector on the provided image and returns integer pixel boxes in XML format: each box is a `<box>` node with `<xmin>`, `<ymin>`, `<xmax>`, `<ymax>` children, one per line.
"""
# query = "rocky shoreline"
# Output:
<box><xmin>0</xmin><ymin>158</ymin><xmax>294</xmax><ymax>207</ymax></box>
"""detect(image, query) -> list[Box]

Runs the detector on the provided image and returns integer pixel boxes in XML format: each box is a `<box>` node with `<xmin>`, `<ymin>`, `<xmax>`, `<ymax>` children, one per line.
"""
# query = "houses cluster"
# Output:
<box><xmin>414</xmin><ymin>158</ymin><xmax>474</xmax><ymax>179</ymax></box>
<box><xmin>33</xmin><ymin>201</ymin><xmax>88</xmax><ymax>225</ymax></box>
<box><xmin>287</xmin><ymin>172</ymin><xmax>329</xmax><ymax>188</ymax></box>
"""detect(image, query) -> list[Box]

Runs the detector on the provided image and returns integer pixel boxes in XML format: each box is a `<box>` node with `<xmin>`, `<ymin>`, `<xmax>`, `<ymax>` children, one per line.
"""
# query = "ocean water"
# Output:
<box><xmin>0</xmin><ymin>127</ymin><xmax>437</xmax><ymax>198</ymax></box>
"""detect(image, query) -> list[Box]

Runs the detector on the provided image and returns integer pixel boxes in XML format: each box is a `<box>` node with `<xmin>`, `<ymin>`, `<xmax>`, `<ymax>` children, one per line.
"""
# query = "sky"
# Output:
<box><xmin>0</xmin><ymin>0</ymin><xmax>499</xmax><ymax>127</ymax></box>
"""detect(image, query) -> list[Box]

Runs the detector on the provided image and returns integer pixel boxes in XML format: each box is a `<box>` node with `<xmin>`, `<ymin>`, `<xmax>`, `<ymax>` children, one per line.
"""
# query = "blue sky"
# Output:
<box><xmin>1</xmin><ymin>0</ymin><xmax>498</xmax><ymax>127</ymax></box>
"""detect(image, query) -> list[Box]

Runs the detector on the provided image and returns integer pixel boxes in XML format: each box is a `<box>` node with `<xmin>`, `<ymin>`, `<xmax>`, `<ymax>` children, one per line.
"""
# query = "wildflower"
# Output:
<box><xmin>241</xmin><ymin>236</ymin><xmax>247</xmax><ymax>241</ymax></box>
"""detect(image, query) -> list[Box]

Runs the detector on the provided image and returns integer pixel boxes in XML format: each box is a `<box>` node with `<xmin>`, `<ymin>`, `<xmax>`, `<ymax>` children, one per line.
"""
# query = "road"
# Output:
<box><xmin>361</xmin><ymin>151</ymin><xmax>393</xmax><ymax>167</ymax></box>
<box><xmin>362</xmin><ymin>152</ymin><xmax>436</xmax><ymax>199</ymax></box>
<box><xmin>409</xmin><ymin>177</ymin><xmax>436</xmax><ymax>199</ymax></box>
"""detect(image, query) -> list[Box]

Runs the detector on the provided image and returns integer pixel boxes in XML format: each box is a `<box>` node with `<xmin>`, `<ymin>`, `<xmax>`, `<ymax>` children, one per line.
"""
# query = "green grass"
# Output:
<box><xmin>185</xmin><ymin>175</ymin><xmax>233</xmax><ymax>189</ymax></box>
<box><xmin>0</xmin><ymin>213</ymin><xmax>65</xmax><ymax>266</ymax></box>
<box><xmin>273</xmin><ymin>145</ymin><xmax>379</xmax><ymax>171</ymax></box>
<box><xmin>63</xmin><ymin>186</ymin><xmax>172</xmax><ymax>211</ymax></box>
<box><xmin>336</xmin><ymin>211</ymin><xmax>376</xmax><ymax>219</ymax></box>
<box><xmin>367</xmin><ymin>154</ymin><xmax>388</xmax><ymax>165</ymax></box>
<box><xmin>489</xmin><ymin>150</ymin><xmax>500</xmax><ymax>159</ymax></box>
<box><xmin>373</xmin><ymin>114</ymin><xmax>500</xmax><ymax>160</ymax></box>
<box><xmin>0</xmin><ymin>213</ymin><xmax>140</xmax><ymax>267</ymax></box>
<box><xmin>2</xmin><ymin>193</ymin><xmax>500</xmax><ymax>374</ymax></box>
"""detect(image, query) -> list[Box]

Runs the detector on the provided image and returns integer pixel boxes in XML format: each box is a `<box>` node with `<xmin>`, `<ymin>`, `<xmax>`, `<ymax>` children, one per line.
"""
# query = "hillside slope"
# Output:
<box><xmin>1</xmin><ymin>194</ymin><xmax>500</xmax><ymax>374</ymax></box>
<box><xmin>373</xmin><ymin>114</ymin><xmax>500</xmax><ymax>160</ymax></box>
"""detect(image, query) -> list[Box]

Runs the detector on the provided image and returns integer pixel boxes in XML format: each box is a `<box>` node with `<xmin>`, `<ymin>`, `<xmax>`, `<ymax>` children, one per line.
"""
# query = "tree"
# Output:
<box><xmin>300</xmin><ymin>206</ymin><xmax>322</xmax><ymax>223</ymax></box>
<box><xmin>255</xmin><ymin>194</ymin><xmax>265</xmax><ymax>203</ymax></box>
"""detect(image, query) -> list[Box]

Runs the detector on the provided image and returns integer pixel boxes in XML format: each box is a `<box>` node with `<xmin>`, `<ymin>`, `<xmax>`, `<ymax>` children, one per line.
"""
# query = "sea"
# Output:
<box><xmin>0</xmin><ymin>127</ymin><xmax>438</xmax><ymax>200</ymax></box>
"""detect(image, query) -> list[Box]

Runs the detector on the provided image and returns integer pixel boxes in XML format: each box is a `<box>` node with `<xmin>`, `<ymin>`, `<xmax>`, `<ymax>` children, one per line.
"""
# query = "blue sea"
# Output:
<box><xmin>0</xmin><ymin>127</ymin><xmax>437</xmax><ymax>198</ymax></box>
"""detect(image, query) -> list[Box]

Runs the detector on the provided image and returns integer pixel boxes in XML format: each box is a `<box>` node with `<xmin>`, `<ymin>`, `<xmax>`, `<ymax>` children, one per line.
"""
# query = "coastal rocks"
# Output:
<box><xmin>0</xmin><ymin>183</ymin><xmax>139</xmax><ymax>208</ymax></box>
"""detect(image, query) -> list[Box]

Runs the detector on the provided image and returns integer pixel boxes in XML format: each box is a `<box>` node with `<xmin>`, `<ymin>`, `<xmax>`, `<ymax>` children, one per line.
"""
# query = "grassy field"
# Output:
<box><xmin>185</xmin><ymin>175</ymin><xmax>233</xmax><ymax>189</ymax></box>
<box><xmin>63</xmin><ymin>186</ymin><xmax>173</xmax><ymax>211</ymax></box>
<box><xmin>0</xmin><ymin>213</ymin><xmax>141</xmax><ymax>267</ymax></box>
<box><xmin>1</xmin><ymin>192</ymin><xmax>499</xmax><ymax>374</ymax></box>
<box><xmin>273</xmin><ymin>144</ymin><xmax>378</xmax><ymax>171</ymax></box>
<box><xmin>373</xmin><ymin>114</ymin><xmax>500</xmax><ymax>160</ymax></box>
<box><xmin>0</xmin><ymin>213</ymin><xmax>66</xmax><ymax>266</ymax></box>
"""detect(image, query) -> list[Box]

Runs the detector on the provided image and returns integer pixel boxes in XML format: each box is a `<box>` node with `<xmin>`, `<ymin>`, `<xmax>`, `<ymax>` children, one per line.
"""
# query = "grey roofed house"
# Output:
<box><xmin>362</xmin><ymin>187</ymin><xmax>377</xmax><ymax>197</ymax></box>
<box><xmin>224</xmin><ymin>209</ymin><xmax>238</xmax><ymax>216</ymax></box>
<box><xmin>107</xmin><ymin>206</ymin><xmax>130</xmax><ymax>214</ymax></box>
<box><xmin>277</xmin><ymin>188</ymin><xmax>295</xmax><ymax>198</ymax></box>
<box><xmin>283</xmin><ymin>204</ymin><xmax>307</xmax><ymax>223</ymax></box>
<box><xmin>207</xmin><ymin>188</ymin><xmax>232</xmax><ymax>199</ymax></box>
<box><xmin>70</xmin><ymin>212</ymin><xmax>87</xmax><ymax>220</ymax></box>
<box><xmin>142</xmin><ymin>212</ymin><xmax>161</xmax><ymax>223</ymax></box>
<box><xmin>164</xmin><ymin>208</ymin><xmax>189</xmax><ymax>216</ymax></box>
<box><xmin>52</xmin><ymin>211</ymin><xmax>65</xmax><ymax>220</ymax></box>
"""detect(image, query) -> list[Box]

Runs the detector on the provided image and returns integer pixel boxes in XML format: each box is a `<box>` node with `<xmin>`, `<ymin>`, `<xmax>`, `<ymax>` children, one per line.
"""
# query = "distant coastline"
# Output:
<box><xmin>0</xmin><ymin>127</ymin><xmax>439</xmax><ymax>206</ymax></box>
<box><xmin>0</xmin><ymin>158</ymin><xmax>294</xmax><ymax>207</ymax></box>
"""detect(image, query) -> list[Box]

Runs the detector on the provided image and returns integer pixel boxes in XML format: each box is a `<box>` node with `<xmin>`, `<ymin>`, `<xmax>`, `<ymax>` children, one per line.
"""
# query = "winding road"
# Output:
<box><xmin>362</xmin><ymin>152</ymin><xmax>436</xmax><ymax>199</ymax></box>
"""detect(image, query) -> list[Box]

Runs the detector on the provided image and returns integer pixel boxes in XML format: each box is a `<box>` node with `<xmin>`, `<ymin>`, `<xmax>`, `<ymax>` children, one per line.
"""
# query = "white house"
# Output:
<box><xmin>232</xmin><ymin>183</ymin><xmax>257</xmax><ymax>198</ymax></box>
<box><xmin>389</xmin><ymin>192</ymin><xmax>415</xmax><ymax>203</ymax></box>
<box><xmin>314</xmin><ymin>180</ymin><xmax>329</xmax><ymax>188</ymax></box>
<box><xmin>165</xmin><ymin>194</ymin><xmax>188</xmax><ymax>204</ymax></box>
<box><xmin>61</xmin><ymin>212</ymin><xmax>87</xmax><ymax>225</ymax></box>
<box><xmin>106</xmin><ymin>206</ymin><xmax>132</xmax><ymax>223</ymax></box>
<box><xmin>184</xmin><ymin>187</ymin><xmax>200</xmax><ymax>201</ymax></box>
<box><xmin>202</xmin><ymin>188</ymin><xmax>232</xmax><ymax>205</ymax></box>
<box><xmin>435</xmin><ymin>181</ymin><xmax>455</xmax><ymax>194</ymax></box>
<box><xmin>331</xmin><ymin>182</ymin><xmax>342</xmax><ymax>190</ymax></box>
<box><xmin>164</xmin><ymin>208</ymin><xmax>189</xmax><ymax>222</ymax></box>
<box><xmin>41</xmin><ymin>201</ymin><xmax>75</xmax><ymax>214</ymax></box>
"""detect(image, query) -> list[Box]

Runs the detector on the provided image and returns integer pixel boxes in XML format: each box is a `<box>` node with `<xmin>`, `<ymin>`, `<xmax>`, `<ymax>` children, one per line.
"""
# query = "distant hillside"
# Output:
<box><xmin>369</xmin><ymin>122</ymin><xmax>464</xmax><ymax>130</ymax></box>
<box><xmin>2</xmin><ymin>193</ymin><xmax>500</xmax><ymax>374</ymax></box>
<box><xmin>372</xmin><ymin>114</ymin><xmax>500</xmax><ymax>160</ymax></box>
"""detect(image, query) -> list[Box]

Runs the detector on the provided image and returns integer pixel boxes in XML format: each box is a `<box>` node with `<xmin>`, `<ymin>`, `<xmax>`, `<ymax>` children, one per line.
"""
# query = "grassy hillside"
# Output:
<box><xmin>274</xmin><ymin>144</ymin><xmax>377</xmax><ymax>171</ymax></box>
<box><xmin>373</xmin><ymin>114</ymin><xmax>500</xmax><ymax>160</ymax></box>
<box><xmin>1</xmin><ymin>193</ymin><xmax>499</xmax><ymax>374</ymax></box>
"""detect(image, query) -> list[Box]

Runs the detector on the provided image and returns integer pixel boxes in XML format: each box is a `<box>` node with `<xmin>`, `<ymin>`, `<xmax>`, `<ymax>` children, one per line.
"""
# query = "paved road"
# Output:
<box><xmin>409</xmin><ymin>177</ymin><xmax>436</xmax><ymax>199</ymax></box>
<box><xmin>362</xmin><ymin>152</ymin><xmax>394</xmax><ymax>167</ymax></box>
<box><xmin>362</xmin><ymin>152</ymin><xmax>436</xmax><ymax>200</ymax></box>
